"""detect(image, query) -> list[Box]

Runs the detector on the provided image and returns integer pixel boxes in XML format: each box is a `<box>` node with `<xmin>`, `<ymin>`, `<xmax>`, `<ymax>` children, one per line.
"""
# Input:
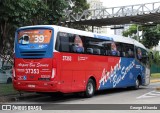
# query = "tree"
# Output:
<box><xmin>123</xmin><ymin>24</ymin><xmax>137</xmax><ymax>36</ymax></box>
<box><xmin>142</xmin><ymin>25</ymin><xmax>160</xmax><ymax>49</ymax></box>
<box><xmin>42</xmin><ymin>0</ymin><xmax>68</xmax><ymax>25</ymax></box>
<box><xmin>0</xmin><ymin>0</ymin><xmax>46</xmax><ymax>63</ymax></box>
<box><xmin>72</xmin><ymin>0</ymin><xmax>89</xmax><ymax>13</ymax></box>
<box><xmin>152</xmin><ymin>51</ymin><xmax>160</xmax><ymax>66</ymax></box>
<box><xmin>122</xmin><ymin>24</ymin><xmax>138</xmax><ymax>40</ymax></box>
<box><xmin>0</xmin><ymin>0</ymin><xmax>67</xmax><ymax>64</ymax></box>
<box><xmin>65</xmin><ymin>0</ymin><xmax>90</xmax><ymax>30</ymax></box>
<box><xmin>123</xmin><ymin>24</ymin><xmax>160</xmax><ymax>67</ymax></box>
<box><xmin>122</xmin><ymin>24</ymin><xmax>160</xmax><ymax>49</ymax></box>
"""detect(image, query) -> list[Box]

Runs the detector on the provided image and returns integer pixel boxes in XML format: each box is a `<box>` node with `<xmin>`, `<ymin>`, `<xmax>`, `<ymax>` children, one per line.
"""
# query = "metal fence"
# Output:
<box><xmin>151</xmin><ymin>64</ymin><xmax>160</xmax><ymax>73</ymax></box>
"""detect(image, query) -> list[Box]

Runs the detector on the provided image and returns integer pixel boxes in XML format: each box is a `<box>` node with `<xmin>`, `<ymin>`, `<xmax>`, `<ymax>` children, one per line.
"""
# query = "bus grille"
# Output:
<box><xmin>20</xmin><ymin>51</ymin><xmax>46</xmax><ymax>57</ymax></box>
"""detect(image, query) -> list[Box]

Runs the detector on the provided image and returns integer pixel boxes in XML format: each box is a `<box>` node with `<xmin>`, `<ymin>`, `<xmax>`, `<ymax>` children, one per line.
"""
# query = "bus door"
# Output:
<box><xmin>143</xmin><ymin>52</ymin><xmax>150</xmax><ymax>85</ymax></box>
<box><xmin>136</xmin><ymin>47</ymin><xmax>150</xmax><ymax>85</ymax></box>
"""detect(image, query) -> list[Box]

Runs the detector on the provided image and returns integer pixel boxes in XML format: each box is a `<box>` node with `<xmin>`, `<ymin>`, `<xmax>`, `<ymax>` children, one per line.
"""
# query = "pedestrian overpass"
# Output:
<box><xmin>65</xmin><ymin>2</ymin><xmax>160</xmax><ymax>26</ymax></box>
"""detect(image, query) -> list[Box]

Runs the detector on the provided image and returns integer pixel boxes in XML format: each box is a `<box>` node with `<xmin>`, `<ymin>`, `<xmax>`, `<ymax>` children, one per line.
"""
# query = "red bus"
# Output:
<box><xmin>13</xmin><ymin>25</ymin><xmax>150</xmax><ymax>97</ymax></box>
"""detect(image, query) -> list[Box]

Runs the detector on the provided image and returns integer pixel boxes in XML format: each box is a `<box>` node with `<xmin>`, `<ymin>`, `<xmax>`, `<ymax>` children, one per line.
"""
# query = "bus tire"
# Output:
<box><xmin>134</xmin><ymin>78</ymin><xmax>140</xmax><ymax>90</ymax></box>
<box><xmin>7</xmin><ymin>78</ymin><xmax>12</xmax><ymax>84</ymax></box>
<box><xmin>85</xmin><ymin>79</ymin><xmax>95</xmax><ymax>98</ymax></box>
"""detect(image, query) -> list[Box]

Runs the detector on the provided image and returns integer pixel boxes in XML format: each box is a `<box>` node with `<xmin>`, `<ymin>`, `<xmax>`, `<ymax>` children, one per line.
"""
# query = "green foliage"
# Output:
<box><xmin>122</xmin><ymin>24</ymin><xmax>140</xmax><ymax>41</ymax></box>
<box><xmin>72</xmin><ymin>0</ymin><xmax>89</xmax><ymax>13</ymax></box>
<box><xmin>44</xmin><ymin>0</ymin><xmax>68</xmax><ymax>24</ymax></box>
<box><xmin>142</xmin><ymin>25</ymin><xmax>160</xmax><ymax>49</ymax></box>
<box><xmin>123</xmin><ymin>24</ymin><xmax>160</xmax><ymax>66</ymax></box>
<box><xmin>152</xmin><ymin>51</ymin><xmax>160</xmax><ymax>66</ymax></box>
<box><xmin>0</xmin><ymin>0</ymin><xmax>49</xmax><ymax>63</ymax></box>
<box><xmin>122</xmin><ymin>24</ymin><xmax>137</xmax><ymax>37</ymax></box>
<box><xmin>151</xmin><ymin>73</ymin><xmax>160</xmax><ymax>78</ymax></box>
<box><xmin>122</xmin><ymin>24</ymin><xmax>160</xmax><ymax>49</ymax></box>
<box><xmin>68</xmin><ymin>0</ymin><xmax>90</xmax><ymax>30</ymax></box>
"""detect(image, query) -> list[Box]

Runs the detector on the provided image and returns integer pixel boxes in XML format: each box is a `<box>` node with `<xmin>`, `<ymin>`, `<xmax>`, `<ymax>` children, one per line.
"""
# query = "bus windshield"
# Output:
<box><xmin>18</xmin><ymin>29</ymin><xmax>52</xmax><ymax>44</ymax></box>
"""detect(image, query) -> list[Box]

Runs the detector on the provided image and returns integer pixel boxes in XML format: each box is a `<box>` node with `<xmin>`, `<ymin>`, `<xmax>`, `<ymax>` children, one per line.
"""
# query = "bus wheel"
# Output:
<box><xmin>85</xmin><ymin>79</ymin><xmax>95</xmax><ymax>98</ymax></box>
<box><xmin>134</xmin><ymin>78</ymin><xmax>140</xmax><ymax>89</ymax></box>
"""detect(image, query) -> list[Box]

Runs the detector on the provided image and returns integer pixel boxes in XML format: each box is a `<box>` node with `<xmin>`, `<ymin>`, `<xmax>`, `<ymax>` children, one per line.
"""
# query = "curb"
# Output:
<box><xmin>150</xmin><ymin>79</ymin><xmax>160</xmax><ymax>83</ymax></box>
<box><xmin>0</xmin><ymin>93</ymin><xmax>41</xmax><ymax>103</ymax></box>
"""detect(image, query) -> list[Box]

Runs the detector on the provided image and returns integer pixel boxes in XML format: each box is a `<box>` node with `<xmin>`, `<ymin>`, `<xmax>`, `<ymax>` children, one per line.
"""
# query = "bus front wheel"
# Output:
<box><xmin>85</xmin><ymin>79</ymin><xmax>95</xmax><ymax>98</ymax></box>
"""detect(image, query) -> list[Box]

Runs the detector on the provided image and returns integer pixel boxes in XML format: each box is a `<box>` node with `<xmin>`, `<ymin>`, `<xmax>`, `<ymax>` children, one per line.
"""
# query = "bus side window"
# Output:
<box><xmin>93</xmin><ymin>48</ymin><xmax>101</xmax><ymax>55</ymax></box>
<box><xmin>87</xmin><ymin>48</ymin><xmax>93</xmax><ymax>54</ymax></box>
<box><xmin>137</xmin><ymin>48</ymin><xmax>142</xmax><ymax>60</ymax></box>
<box><xmin>85</xmin><ymin>37</ymin><xmax>106</xmax><ymax>56</ymax></box>
<box><xmin>55</xmin><ymin>32</ymin><xmax>70</xmax><ymax>52</ymax></box>
<box><xmin>72</xmin><ymin>35</ymin><xmax>84</xmax><ymax>53</ymax></box>
<box><xmin>115</xmin><ymin>43</ymin><xmax>121</xmax><ymax>56</ymax></box>
<box><xmin>121</xmin><ymin>43</ymin><xmax>134</xmax><ymax>58</ymax></box>
<box><xmin>105</xmin><ymin>50</ymin><xmax>108</xmax><ymax>55</ymax></box>
<box><xmin>111</xmin><ymin>42</ymin><xmax>117</xmax><ymax>56</ymax></box>
<box><xmin>59</xmin><ymin>36</ymin><xmax>70</xmax><ymax>52</ymax></box>
<box><xmin>110</xmin><ymin>42</ymin><xmax>121</xmax><ymax>56</ymax></box>
<box><xmin>137</xmin><ymin>48</ymin><xmax>149</xmax><ymax>65</ymax></box>
<box><xmin>103</xmin><ymin>43</ymin><xmax>110</xmax><ymax>55</ymax></box>
<box><xmin>122</xmin><ymin>52</ymin><xmax>125</xmax><ymax>57</ymax></box>
<box><xmin>128</xmin><ymin>49</ymin><xmax>134</xmax><ymax>57</ymax></box>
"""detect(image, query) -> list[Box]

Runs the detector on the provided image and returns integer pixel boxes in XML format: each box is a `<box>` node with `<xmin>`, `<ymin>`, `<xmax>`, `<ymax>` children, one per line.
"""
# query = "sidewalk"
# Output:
<box><xmin>0</xmin><ymin>92</ymin><xmax>41</xmax><ymax>103</ymax></box>
<box><xmin>150</xmin><ymin>78</ymin><xmax>160</xmax><ymax>91</ymax></box>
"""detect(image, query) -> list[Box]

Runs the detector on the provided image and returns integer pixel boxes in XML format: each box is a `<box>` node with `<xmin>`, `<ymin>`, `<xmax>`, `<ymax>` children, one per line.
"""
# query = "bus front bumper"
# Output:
<box><xmin>13</xmin><ymin>80</ymin><xmax>59</xmax><ymax>92</ymax></box>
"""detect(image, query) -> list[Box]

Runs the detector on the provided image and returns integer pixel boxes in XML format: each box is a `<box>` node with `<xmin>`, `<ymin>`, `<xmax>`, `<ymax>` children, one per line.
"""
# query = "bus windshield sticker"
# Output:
<box><xmin>18</xmin><ymin>29</ymin><xmax>52</xmax><ymax>44</ymax></box>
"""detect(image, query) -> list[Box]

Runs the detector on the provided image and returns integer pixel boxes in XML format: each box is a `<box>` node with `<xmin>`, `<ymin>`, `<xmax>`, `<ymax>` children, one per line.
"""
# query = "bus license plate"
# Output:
<box><xmin>28</xmin><ymin>84</ymin><xmax>35</xmax><ymax>88</ymax></box>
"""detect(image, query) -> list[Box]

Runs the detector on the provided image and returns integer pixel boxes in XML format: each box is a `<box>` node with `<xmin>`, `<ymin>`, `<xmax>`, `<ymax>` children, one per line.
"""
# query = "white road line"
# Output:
<box><xmin>137</xmin><ymin>90</ymin><xmax>160</xmax><ymax>99</ymax></box>
<box><xmin>152</xmin><ymin>91</ymin><xmax>160</xmax><ymax>94</ymax></box>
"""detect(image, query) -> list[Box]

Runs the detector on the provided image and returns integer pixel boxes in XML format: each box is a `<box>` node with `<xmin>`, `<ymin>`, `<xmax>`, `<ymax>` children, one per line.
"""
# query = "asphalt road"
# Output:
<box><xmin>1</xmin><ymin>82</ymin><xmax>160</xmax><ymax>113</ymax></box>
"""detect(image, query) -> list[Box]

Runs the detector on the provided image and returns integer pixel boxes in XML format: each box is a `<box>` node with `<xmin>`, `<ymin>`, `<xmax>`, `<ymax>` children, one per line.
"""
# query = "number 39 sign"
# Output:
<box><xmin>18</xmin><ymin>29</ymin><xmax>52</xmax><ymax>44</ymax></box>
<box><xmin>33</xmin><ymin>35</ymin><xmax>45</xmax><ymax>43</ymax></box>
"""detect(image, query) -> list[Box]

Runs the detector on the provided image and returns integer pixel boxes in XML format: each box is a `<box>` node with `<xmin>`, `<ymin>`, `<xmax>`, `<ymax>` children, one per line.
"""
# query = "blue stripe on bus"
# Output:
<box><xmin>94</xmin><ymin>34</ymin><xmax>113</xmax><ymax>41</ymax></box>
<box><xmin>98</xmin><ymin>57</ymin><xmax>145</xmax><ymax>90</ymax></box>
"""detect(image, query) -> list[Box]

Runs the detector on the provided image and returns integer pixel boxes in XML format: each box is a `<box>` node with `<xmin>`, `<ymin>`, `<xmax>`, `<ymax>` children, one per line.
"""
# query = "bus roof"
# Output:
<box><xmin>18</xmin><ymin>25</ymin><xmax>147</xmax><ymax>50</ymax></box>
<box><xmin>106</xmin><ymin>34</ymin><xmax>146</xmax><ymax>50</ymax></box>
<box><xmin>57</xmin><ymin>26</ymin><xmax>114</xmax><ymax>41</ymax></box>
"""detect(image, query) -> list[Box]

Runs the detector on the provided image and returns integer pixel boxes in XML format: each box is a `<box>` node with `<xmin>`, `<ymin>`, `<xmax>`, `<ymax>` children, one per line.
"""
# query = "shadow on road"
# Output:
<box><xmin>21</xmin><ymin>87</ymin><xmax>147</xmax><ymax>103</ymax></box>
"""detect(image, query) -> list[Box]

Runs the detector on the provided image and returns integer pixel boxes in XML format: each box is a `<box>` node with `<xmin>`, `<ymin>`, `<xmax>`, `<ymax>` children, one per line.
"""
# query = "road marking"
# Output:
<box><xmin>137</xmin><ymin>90</ymin><xmax>160</xmax><ymax>99</ymax></box>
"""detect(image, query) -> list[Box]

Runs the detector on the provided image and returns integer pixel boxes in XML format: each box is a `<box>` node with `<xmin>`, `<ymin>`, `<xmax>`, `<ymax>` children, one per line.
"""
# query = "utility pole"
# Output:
<box><xmin>137</xmin><ymin>24</ymin><xmax>140</xmax><ymax>41</ymax></box>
